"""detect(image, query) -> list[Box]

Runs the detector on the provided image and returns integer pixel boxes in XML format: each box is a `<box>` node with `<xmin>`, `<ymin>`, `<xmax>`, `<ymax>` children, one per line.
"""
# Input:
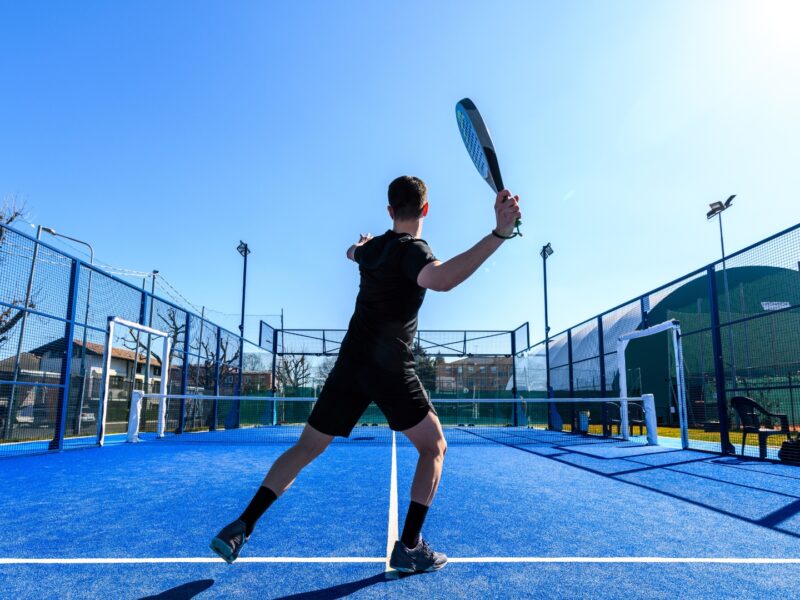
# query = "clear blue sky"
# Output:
<box><xmin>2</xmin><ymin>0</ymin><xmax>798</xmax><ymax>344</ymax></box>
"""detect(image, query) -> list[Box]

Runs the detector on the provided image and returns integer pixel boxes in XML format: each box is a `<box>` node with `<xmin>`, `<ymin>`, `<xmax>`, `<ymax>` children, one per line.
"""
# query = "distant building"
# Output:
<box><xmin>435</xmin><ymin>356</ymin><xmax>513</xmax><ymax>395</ymax></box>
<box><xmin>30</xmin><ymin>339</ymin><xmax>162</xmax><ymax>399</ymax></box>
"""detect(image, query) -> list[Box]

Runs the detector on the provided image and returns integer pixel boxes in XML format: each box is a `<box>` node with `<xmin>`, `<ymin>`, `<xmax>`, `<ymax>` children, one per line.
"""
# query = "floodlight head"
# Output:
<box><xmin>706</xmin><ymin>202</ymin><xmax>724</xmax><ymax>219</ymax></box>
<box><xmin>707</xmin><ymin>195</ymin><xmax>735</xmax><ymax>219</ymax></box>
<box><xmin>41</xmin><ymin>226</ymin><xmax>57</xmax><ymax>235</ymax></box>
<box><xmin>237</xmin><ymin>241</ymin><xmax>250</xmax><ymax>257</ymax></box>
<box><xmin>540</xmin><ymin>243</ymin><xmax>554</xmax><ymax>259</ymax></box>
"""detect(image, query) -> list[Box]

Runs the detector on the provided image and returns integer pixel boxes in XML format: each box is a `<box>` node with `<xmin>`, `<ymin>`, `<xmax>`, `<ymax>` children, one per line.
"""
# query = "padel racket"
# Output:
<box><xmin>455</xmin><ymin>98</ymin><xmax>522</xmax><ymax>237</ymax></box>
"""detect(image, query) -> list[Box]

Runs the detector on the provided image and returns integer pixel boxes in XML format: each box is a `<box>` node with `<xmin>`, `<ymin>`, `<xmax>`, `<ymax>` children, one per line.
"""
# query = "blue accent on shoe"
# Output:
<box><xmin>210</xmin><ymin>519</ymin><xmax>249</xmax><ymax>564</ymax></box>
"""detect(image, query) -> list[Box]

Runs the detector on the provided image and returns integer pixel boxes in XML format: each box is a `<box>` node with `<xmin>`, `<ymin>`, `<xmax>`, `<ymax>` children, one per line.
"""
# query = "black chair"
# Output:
<box><xmin>730</xmin><ymin>396</ymin><xmax>791</xmax><ymax>459</ymax></box>
<box><xmin>608</xmin><ymin>402</ymin><xmax>647</xmax><ymax>436</ymax></box>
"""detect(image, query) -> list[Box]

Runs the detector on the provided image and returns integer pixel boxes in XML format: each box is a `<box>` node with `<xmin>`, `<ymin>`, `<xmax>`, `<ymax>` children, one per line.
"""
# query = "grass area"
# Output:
<box><xmin>659</xmin><ymin>426</ymin><xmax>792</xmax><ymax>449</ymax></box>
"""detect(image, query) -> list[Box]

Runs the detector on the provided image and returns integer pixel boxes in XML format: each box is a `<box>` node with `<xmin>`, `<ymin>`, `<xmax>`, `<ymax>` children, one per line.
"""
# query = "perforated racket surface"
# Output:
<box><xmin>455</xmin><ymin>98</ymin><xmax>521</xmax><ymax>235</ymax></box>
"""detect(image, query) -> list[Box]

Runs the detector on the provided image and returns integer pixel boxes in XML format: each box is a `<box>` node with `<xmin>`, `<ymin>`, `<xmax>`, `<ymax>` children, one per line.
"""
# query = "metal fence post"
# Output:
<box><xmin>511</xmin><ymin>330</ymin><xmax>518</xmax><ymax>426</ymax></box>
<box><xmin>567</xmin><ymin>329</ymin><xmax>574</xmax><ymax>396</ymax></box>
<box><xmin>271</xmin><ymin>327</ymin><xmax>279</xmax><ymax>425</ymax></box>
<box><xmin>49</xmin><ymin>259</ymin><xmax>80</xmax><ymax>450</ymax></box>
<box><xmin>234</xmin><ymin>335</ymin><xmax>243</xmax><ymax>428</ymax></box>
<box><xmin>598</xmin><ymin>316</ymin><xmax>609</xmax><ymax>436</ymax></box>
<box><xmin>211</xmin><ymin>326</ymin><xmax>220</xmax><ymax>431</ymax></box>
<box><xmin>178</xmin><ymin>313</ymin><xmax>190</xmax><ymax>434</ymax></box>
<box><xmin>640</xmin><ymin>296</ymin><xmax>650</xmax><ymax>329</ymax></box>
<box><xmin>707</xmin><ymin>265</ymin><xmax>733</xmax><ymax>454</ymax></box>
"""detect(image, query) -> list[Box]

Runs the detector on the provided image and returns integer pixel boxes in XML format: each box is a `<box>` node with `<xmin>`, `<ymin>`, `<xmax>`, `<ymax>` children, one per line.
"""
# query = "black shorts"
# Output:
<box><xmin>307</xmin><ymin>343</ymin><xmax>435</xmax><ymax>437</ymax></box>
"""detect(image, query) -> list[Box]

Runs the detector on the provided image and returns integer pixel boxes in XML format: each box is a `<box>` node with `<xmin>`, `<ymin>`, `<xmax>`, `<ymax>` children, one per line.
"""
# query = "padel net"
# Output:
<box><xmin>125</xmin><ymin>392</ymin><xmax>662</xmax><ymax>447</ymax></box>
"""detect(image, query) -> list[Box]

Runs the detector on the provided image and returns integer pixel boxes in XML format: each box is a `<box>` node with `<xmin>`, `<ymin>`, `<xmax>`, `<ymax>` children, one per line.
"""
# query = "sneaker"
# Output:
<box><xmin>389</xmin><ymin>538</ymin><xmax>447</xmax><ymax>573</ymax></box>
<box><xmin>210</xmin><ymin>519</ymin><xmax>249</xmax><ymax>564</ymax></box>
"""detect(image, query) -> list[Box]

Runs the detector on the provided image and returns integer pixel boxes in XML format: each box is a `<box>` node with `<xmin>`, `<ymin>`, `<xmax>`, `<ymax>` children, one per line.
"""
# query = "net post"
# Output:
<box><xmin>128</xmin><ymin>391</ymin><xmax>144</xmax><ymax>442</ymax></box>
<box><xmin>642</xmin><ymin>393</ymin><xmax>658</xmax><ymax>445</ymax></box>
<box><xmin>671</xmin><ymin>322</ymin><xmax>689</xmax><ymax>449</ymax></box>
<box><xmin>157</xmin><ymin>336</ymin><xmax>171</xmax><ymax>438</ymax></box>
<box><xmin>620</xmin><ymin>400</ymin><xmax>630</xmax><ymax>441</ymax></box>
<box><xmin>617</xmin><ymin>335</ymin><xmax>630</xmax><ymax>440</ymax></box>
<box><xmin>96</xmin><ymin>317</ymin><xmax>116</xmax><ymax>447</ymax></box>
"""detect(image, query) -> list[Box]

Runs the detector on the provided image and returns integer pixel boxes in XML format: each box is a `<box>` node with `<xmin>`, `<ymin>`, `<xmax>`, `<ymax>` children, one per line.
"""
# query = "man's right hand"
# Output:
<box><xmin>494</xmin><ymin>190</ymin><xmax>521</xmax><ymax>239</ymax></box>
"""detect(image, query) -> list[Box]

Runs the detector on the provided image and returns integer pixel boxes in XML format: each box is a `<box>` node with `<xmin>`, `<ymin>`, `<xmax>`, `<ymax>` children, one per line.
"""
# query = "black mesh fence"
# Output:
<box><xmin>273</xmin><ymin>327</ymin><xmax>522</xmax><ymax>400</ymax></box>
<box><xmin>526</xmin><ymin>222</ymin><xmax>800</xmax><ymax>460</ymax></box>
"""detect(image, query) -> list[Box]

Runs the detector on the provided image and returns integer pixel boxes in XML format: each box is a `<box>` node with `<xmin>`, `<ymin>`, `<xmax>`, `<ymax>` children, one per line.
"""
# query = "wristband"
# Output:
<box><xmin>492</xmin><ymin>229</ymin><xmax>516</xmax><ymax>240</ymax></box>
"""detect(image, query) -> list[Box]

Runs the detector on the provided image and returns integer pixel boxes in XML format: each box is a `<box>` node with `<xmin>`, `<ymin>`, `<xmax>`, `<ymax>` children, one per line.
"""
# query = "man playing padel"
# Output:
<box><xmin>211</xmin><ymin>175</ymin><xmax>521</xmax><ymax>573</ymax></box>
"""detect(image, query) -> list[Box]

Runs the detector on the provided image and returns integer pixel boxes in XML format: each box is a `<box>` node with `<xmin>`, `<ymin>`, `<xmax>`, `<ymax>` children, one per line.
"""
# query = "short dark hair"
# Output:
<box><xmin>388</xmin><ymin>176</ymin><xmax>427</xmax><ymax>220</ymax></box>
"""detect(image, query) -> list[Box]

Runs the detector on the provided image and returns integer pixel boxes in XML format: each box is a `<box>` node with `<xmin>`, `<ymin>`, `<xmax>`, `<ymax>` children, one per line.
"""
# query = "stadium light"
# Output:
<box><xmin>706</xmin><ymin>194</ymin><xmax>735</xmax><ymax>220</ymax></box>
<box><xmin>541</xmin><ymin>243</ymin><xmax>554</xmax><ymax>400</ymax></box>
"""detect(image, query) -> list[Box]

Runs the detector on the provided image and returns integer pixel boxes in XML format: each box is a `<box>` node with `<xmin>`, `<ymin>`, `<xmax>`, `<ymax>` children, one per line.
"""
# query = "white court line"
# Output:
<box><xmin>384</xmin><ymin>430</ymin><xmax>400</xmax><ymax>579</ymax></box>
<box><xmin>0</xmin><ymin>557</ymin><xmax>384</xmax><ymax>564</ymax></box>
<box><xmin>2</xmin><ymin>557</ymin><xmax>800</xmax><ymax>565</ymax></box>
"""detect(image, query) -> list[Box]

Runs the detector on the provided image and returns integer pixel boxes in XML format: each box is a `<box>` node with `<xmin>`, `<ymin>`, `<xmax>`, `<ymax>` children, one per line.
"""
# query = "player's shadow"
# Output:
<box><xmin>272</xmin><ymin>573</ymin><xmax>390</xmax><ymax>599</ymax></box>
<box><xmin>138</xmin><ymin>578</ymin><xmax>215</xmax><ymax>599</ymax></box>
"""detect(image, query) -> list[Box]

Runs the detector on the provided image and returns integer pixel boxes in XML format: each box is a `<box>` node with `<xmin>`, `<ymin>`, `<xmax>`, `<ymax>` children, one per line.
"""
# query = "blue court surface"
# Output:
<box><xmin>2</xmin><ymin>436</ymin><xmax>800</xmax><ymax>599</ymax></box>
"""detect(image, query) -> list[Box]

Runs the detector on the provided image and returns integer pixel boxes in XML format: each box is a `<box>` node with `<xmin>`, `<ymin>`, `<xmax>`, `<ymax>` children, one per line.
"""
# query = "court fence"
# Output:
<box><xmin>1</xmin><ymin>219</ymin><xmax>798</xmax><ymax>461</ymax></box>
<box><xmin>518</xmin><ymin>222</ymin><xmax>800</xmax><ymax>459</ymax></box>
<box><xmin>0</xmin><ymin>222</ymin><xmax>274</xmax><ymax>457</ymax></box>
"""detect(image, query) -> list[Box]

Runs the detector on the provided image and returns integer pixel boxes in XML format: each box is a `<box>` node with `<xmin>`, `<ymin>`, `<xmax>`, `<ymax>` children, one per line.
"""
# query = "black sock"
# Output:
<box><xmin>400</xmin><ymin>501</ymin><xmax>429</xmax><ymax>548</ymax></box>
<box><xmin>238</xmin><ymin>486</ymin><xmax>278</xmax><ymax>536</ymax></box>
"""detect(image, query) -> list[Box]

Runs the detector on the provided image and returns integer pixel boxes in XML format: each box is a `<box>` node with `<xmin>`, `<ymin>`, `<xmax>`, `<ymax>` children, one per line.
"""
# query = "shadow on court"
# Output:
<box><xmin>138</xmin><ymin>578</ymin><xmax>214</xmax><ymax>599</ymax></box>
<box><xmin>272</xmin><ymin>573</ymin><xmax>387</xmax><ymax>599</ymax></box>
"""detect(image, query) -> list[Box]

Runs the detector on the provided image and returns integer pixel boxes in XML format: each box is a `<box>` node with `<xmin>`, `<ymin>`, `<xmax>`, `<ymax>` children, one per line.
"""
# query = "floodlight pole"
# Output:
<box><xmin>236</xmin><ymin>241</ymin><xmax>250</xmax><ymax>405</ymax></box>
<box><xmin>237</xmin><ymin>241</ymin><xmax>250</xmax><ymax>341</ymax></box>
<box><xmin>540</xmin><ymin>243</ymin><xmax>553</xmax><ymax>400</ymax></box>
<box><xmin>708</xmin><ymin>197</ymin><xmax>737</xmax><ymax>383</ymax></box>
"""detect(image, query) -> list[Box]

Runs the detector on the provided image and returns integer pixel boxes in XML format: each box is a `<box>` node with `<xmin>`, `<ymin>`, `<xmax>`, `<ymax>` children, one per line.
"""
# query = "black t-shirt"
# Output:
<box><xmin>347</xmin><ymin>230</ymin><xmax>437</xmax><ymax>350</ymax></box>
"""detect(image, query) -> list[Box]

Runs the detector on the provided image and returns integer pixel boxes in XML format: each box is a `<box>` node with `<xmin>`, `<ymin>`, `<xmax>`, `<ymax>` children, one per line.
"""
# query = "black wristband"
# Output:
<box><xmin>492</xmin><ymin>229</ymin><xmax>515</xmax><ymax>240</ymax></box>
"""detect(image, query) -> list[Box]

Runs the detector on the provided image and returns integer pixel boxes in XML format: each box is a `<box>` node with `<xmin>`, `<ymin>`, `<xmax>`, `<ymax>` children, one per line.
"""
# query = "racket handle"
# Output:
<box><xmin>501</xmin><ymin>194</ymin><xmax>523</xmax><ymax>237</ymax></box>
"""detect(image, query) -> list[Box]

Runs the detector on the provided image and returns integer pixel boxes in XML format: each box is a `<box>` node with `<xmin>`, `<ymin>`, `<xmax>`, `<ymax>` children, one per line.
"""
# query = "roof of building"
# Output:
<box><xmin>29</xmin><ymin>338</ymin><xmax>161</xmax><ymax>366</ymax></box>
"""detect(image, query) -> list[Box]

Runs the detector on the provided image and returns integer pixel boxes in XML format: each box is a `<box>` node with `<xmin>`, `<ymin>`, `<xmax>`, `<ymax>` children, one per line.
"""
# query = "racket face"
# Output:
<box><xmin>455</xmin><ymin>98</ymin><xmax>503</xmax><ymax>193</ymax></box>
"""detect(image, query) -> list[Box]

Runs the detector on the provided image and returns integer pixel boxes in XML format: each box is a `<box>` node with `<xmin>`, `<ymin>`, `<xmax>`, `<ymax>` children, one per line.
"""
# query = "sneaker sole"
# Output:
<box><xmin>390</xmin><ymin>561</ymin><xmax>447</xmax><ymax>574</ymax></box>
<box><xmin>209</xmin><ymin>538</ymin><xmax>236</xmax><ymax>564</ymax></box>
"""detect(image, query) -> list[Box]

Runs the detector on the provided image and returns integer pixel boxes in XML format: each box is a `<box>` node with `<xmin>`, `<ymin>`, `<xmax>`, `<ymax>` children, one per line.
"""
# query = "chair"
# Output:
<box><xmin>730</xmin><ymin>396</ymin><xmax>791</xmax><ymax>459</ymax></box>
<box><xmin>608</xmin><ymin>402</ymin><xmax>647</xmax><ymax>436</ymax></box>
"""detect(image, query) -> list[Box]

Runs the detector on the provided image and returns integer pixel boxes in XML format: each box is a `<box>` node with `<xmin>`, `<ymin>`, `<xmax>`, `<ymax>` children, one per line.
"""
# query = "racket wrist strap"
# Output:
<box><xmin>492</xmin><ymin>229</ymin><xmax>516</xmax><ymax>240</ymax></box>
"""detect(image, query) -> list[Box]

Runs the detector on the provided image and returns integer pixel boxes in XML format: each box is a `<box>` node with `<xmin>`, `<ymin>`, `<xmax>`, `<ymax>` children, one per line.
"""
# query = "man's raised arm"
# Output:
<box><xmin>417</xmin><ymin>191</ymin><xmax>521</xmax><ymax>292</ymax></box>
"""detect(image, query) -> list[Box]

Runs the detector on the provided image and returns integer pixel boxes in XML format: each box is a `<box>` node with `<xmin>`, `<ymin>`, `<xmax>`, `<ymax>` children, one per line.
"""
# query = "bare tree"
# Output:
<box><xmin>0</xmin><ymin>198</ymin><xmax>33</xmax><ymax>350</ymax></box>
<box><xmin>277</xmin><ymin>355</ymin><xmax>311</xmax><ymax>395</ymax></box>
<box><xmin>315</xmin><ymin>356</ymin><xmax>337</xmax><ymax>384</ymax></box>
<box><xmin>243</xmin><ymin>352</ymin><xmax>267</xmax><ymax>372</ymax></box>
<box><xmin>119</xmin><ymin>306</ymin><xmax>187</xmax><ymax>390</ymax></box>
<box><xmin>0</xmin><ymin>195</ymin><xmax>25</xmax><ymax>240</ymax></box>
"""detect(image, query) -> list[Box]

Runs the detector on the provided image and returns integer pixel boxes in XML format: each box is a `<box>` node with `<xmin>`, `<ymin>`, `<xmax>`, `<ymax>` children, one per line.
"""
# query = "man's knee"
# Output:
<box><xmin>418</xmin><ymin>436</ymin><xmax>447</xmax><ymax>461</ymax></box>
<box><xmin>294</xmin><ymin>435</ymin><xmax>331</xmax><ymax>461</ymax></box>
